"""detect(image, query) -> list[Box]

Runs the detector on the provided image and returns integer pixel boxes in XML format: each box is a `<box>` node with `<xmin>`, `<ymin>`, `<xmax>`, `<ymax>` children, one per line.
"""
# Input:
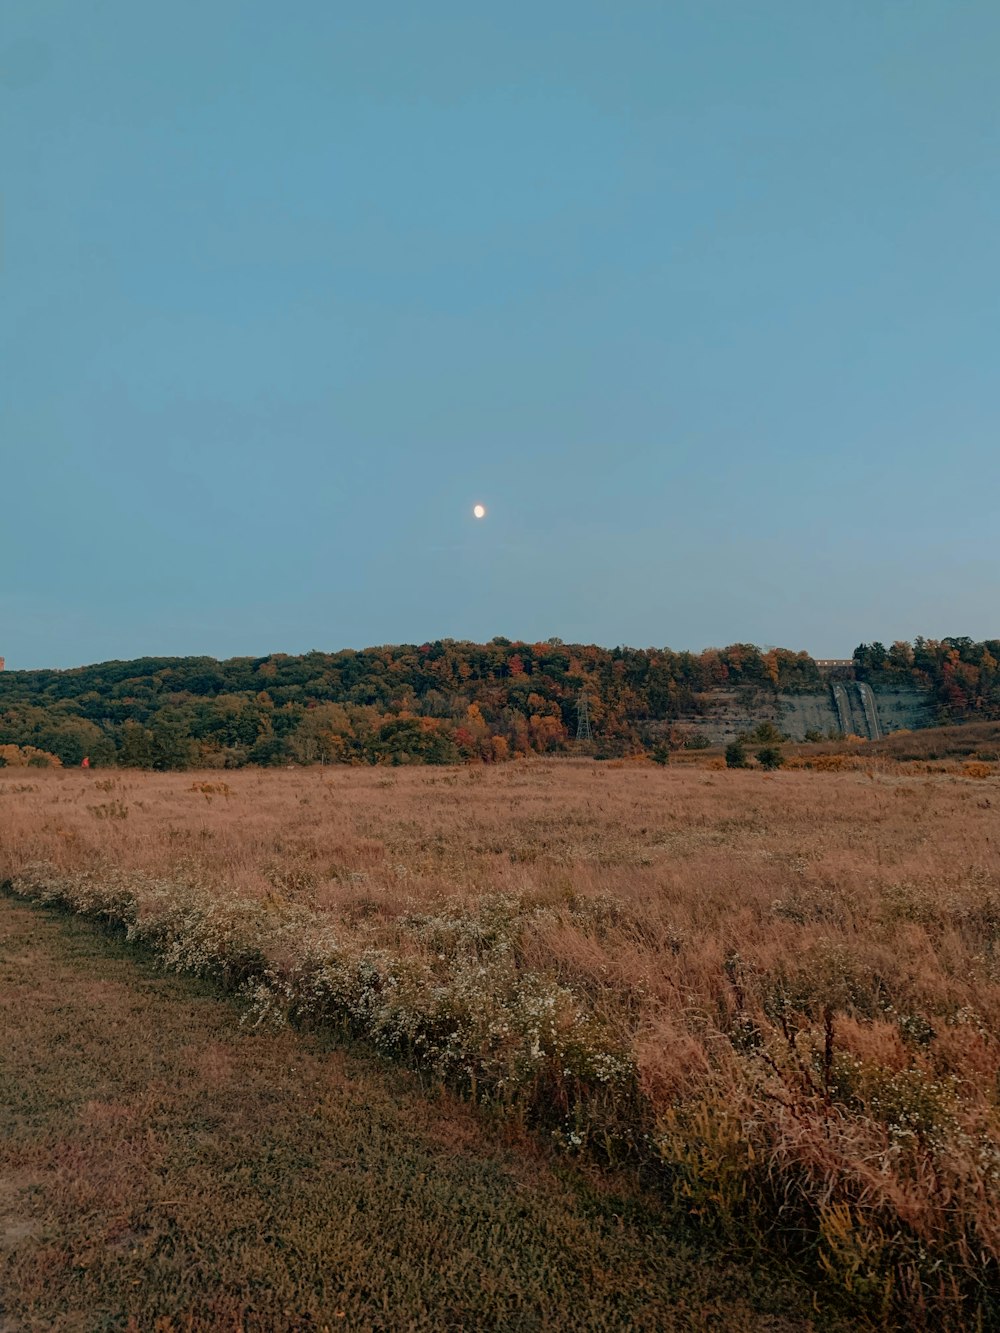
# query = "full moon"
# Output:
<box><xmin>473</xmin><ymin>504</ymin><xmax>486</xmax><ymax>519</ymax></box>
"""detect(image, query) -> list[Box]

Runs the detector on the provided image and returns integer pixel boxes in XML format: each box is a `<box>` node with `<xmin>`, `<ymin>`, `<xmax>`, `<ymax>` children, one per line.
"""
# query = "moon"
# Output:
<box><xmin>473</xmin><ymin>503</ymin><xmax>486</xmax><ymax>519</ymax></box>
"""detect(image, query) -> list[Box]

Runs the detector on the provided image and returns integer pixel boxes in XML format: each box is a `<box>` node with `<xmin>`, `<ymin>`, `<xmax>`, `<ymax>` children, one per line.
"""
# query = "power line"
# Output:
<box><xmin>576</xmin><ymin>693</ymin><xmax>593</xmax><ymax>743</ymax></box>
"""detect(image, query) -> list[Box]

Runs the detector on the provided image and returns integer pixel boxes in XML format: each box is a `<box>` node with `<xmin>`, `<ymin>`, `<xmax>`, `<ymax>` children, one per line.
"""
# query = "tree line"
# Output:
<box><xmin>0</xmin><ymin>636</ymin><xmax>995</xmax><ymax>768</ymax></box>
<box><xmin>853</xmin><ymin>637</ymin><xmax>1000</xmax><ymax>721</ymax></box>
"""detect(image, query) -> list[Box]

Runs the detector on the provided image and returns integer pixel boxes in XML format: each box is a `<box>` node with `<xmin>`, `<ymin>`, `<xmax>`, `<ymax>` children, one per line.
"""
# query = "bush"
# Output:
<box><xmin>725</xmin><ymin>740</ymin><xmax>748</xmax><ymax>769</ymax></box>
<box><xmin>0</xmin><ymin>744</ymin><xmax>61</xmax><ymax>768</ymax></box>
<box><xmin>755</xmin><ymin>746</ymin><xmax>783</xmax><ymax>771</ymax></box>
<box><xmin>749</xmin><ymin>721</ymin><xmax>785</xmax><ymax>744</ymax></box>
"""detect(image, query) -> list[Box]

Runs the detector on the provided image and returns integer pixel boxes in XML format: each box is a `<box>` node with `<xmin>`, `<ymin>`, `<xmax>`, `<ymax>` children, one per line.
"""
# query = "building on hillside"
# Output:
<box><xmin>814</xmin><ymin>658</ymin><xmax>854</xmax><ymax>680</ymax></box>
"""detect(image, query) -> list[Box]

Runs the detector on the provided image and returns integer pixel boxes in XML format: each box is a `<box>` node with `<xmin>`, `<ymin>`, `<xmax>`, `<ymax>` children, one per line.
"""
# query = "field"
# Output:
<box><xmin>3</xmin><ymin>759</ymin><xmax>999</xmax><ymax>1327</ymax></box>
<box><xmin>0</xmin><ymin>895</ymin><xmax>828</xmax><ymax>1331</ymax></box>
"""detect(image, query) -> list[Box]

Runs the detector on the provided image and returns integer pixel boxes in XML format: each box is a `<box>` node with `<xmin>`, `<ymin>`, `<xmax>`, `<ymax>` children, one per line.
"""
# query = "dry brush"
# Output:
<box><xmin>2</xmin><ymin>761</ymin><xmax>998</xmax><ymax>1324</ymax></box>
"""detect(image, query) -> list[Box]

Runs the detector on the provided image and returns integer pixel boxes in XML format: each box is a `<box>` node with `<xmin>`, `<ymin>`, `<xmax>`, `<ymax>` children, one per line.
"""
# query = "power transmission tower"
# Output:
<box><xmin>576</xmin><ymin>693</ymin><xmax>593</xmax><ymax>743</ymax></box>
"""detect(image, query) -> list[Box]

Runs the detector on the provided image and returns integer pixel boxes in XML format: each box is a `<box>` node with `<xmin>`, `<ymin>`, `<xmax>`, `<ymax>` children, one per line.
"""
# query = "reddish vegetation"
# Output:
<box><xmin>3</xmin><ymin>760</ymin><xmax>999</xmax><ymax>1323</ymax></box>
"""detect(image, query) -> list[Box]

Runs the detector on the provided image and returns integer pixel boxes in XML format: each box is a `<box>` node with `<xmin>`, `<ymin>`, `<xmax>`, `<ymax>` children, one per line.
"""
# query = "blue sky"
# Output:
<box><xmin>2</xmin><ymin>1</ymin><xmax>998</xmax><ymax>669</ymax></box>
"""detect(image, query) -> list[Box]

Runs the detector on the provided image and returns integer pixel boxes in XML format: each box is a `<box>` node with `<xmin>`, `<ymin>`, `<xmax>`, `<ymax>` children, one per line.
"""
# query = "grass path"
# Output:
<box><xmin>0</xmin><ymin>894</ymin><xmax>840</xmax><ymax>1332</ymax></box>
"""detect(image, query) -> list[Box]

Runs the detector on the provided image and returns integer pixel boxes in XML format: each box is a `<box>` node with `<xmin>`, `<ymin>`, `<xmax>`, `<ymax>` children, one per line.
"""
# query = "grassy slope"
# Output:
<box><xmin>0</xmin><ymin>894</ymin><xmax>837</xmax><ymax>1333</ymax></box>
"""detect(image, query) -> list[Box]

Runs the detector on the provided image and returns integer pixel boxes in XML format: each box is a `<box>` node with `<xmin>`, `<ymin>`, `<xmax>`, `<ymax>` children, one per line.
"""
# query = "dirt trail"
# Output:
<box><xmin>0</xmin><ymin>893</ymin><xmax>837</xmax><ymax>1332</ymax></box>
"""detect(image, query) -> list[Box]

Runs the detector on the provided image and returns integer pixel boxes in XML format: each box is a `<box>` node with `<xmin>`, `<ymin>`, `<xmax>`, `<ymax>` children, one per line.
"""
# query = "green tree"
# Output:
<box><xmin>725</xmin><ymin>739</ymin><xmax>748</xmax><ymax>769</ymax></box>
<box><xmin>119</xmin><ymin>720</ymin><xmax>154</xmax><ymax>768</ymax></box>
<box><xmin>749</xmin><ymin>721</ymin><xmax>785</xmax><ymax>744</ymax></box>
<box><xmin>150</xmin><ymin>715</ymin><xmax>196</xmax><ymax>770</ymax></box>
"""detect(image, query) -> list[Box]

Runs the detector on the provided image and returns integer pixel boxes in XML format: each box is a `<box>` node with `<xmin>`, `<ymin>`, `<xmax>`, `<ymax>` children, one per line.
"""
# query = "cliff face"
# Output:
<box><xmin>673</xmin><ymin>683</ymin><xmax>934</xmax><ymax>744</ymax></box>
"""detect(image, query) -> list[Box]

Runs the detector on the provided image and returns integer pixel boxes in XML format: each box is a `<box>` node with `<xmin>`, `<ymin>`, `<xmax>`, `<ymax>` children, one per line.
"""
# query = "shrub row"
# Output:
<box><xmin>5</xmin><ymin>865</ymin><xmax>998</xmax><ymax>1327</ymax></box>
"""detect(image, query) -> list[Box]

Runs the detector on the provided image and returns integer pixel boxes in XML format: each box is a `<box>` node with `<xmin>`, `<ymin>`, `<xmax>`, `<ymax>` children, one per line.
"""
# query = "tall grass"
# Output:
<box><xmin>3</xmin><ymin>761</ymin><xmax>998</xmax><ymax>1324</ymax></box>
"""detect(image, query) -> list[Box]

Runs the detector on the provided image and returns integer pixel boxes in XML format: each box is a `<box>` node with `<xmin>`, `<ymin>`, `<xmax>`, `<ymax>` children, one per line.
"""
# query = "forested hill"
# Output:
<box><xmin>0</xmin><ymin>637</ymin><xmax>997</xmax><ymax>769</ymax></box>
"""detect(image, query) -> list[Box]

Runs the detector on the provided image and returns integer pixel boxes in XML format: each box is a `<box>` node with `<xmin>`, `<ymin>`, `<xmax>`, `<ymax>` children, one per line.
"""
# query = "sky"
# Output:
<box><xmin>2</xmin><ymin>1</ymin><xmax>998</xmax><ymax>669</ymax></box>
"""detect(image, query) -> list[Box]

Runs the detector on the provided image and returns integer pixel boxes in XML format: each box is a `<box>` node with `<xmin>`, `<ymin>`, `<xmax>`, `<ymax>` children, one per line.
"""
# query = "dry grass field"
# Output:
<box><xmin>0</xmin><ymin>895</ymin><xmax>826</xmax><ymax>1332</ymax></box>
<box><xmin>3</xmin><ymin>759</ymin><xmax>999</xmax><ymax>1326</ymax></box>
